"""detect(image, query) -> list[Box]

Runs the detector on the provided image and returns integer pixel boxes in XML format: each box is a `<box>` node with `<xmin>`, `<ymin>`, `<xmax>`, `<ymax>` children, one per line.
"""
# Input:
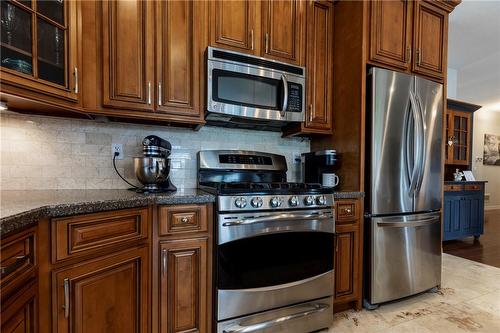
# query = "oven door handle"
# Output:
<box><xmin>222</xmin><ymin>302</ymin><xmax>329</xmax><ymax>333</ymax></box>
<box><xmin>281</xmin><ymin>74</ymin><xmax>288</xmax><ymax>118</ymax></box>
<box><xmin>222</xmin><ymin>212</ymin><xmax>333</xmax><ymax>227</ymax></box>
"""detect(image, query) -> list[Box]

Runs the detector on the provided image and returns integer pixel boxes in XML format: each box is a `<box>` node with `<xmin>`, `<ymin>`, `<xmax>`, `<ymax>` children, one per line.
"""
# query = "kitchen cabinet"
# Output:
<box><xmin>101</xmin><ymin>0</ymin><xmax>154</xmax><ymax>111</ymax></box>
<box><xmin>210</xmin><ymin>0</ymin><xmax>259</xmax><ymax>54</ymax></box>
<box><xmin>210</xmin><ymin>0</ymin><xmax>304</xmax><ymax>65</ymax></box>
<box><xmin>53</xmin><ymin>246</ymin><xmax>149</xmax><ymax>333</ymax></box>
<box><xmin>283</xmin><ymin>0</ymin><xmax>334</xmax><ymax>136</ymax></box>
<box><xmin>412</xmin><ymin>1</ymin><xmax>448</xmax><ymax>80</ymax></box>
<box><xmin>443</xmin><ymin>183</ymin><xmax>485</xmax><ymax>241</ymax></box>
<box><xmin>0</xmin><ymin>0</ymin><xmax>80</xmax><ymax>103</ymax></box>
<box><xmin>369</xmin><ymin>0</ymin><xmax>412</xmax><ymax>71</ymax></box>
<box><xmin>368</xmin><ymin>0</ymin><xmax>452</xmax><ymax>82</ymax></box>
<box><xmin>159</xmin><ymin>238</ymin><xmax>209</xmax><ymax>333</ymax></box>
<box><xmin>445</xmin><ymin>110</ymin><xmax>471</xmax><ymax>166</ymax></box>
<box><xmin>155</xmin><ymin>204</ymin><xmax>212</xmax><ymax>333</ymax></box>
<box><xmin>88</xmin><ymin>0</ymin><xmax>207</xmax><ymax>125</ymax></box>
<box><xmin>1</xmin><ymin>281</ymin><xmax>37</xmax><ymax>333</ymax></box>
<box><xmin>156</xmin><ymin>0</ymin><xmax>207</xmax><ymax>118</ymax></box>
<box><xmin>261</xmin><ymin>0</ymin><xmax>305</xmax><ymax>65</ymax></box>
<box><xmin>333</xmin><ymin>199</ymin><xmax>362</xmax><ymax>310</ymax></box>
<box><xmin>334</xmin><ymin>231</ymin><xmax>356</xmax><ymax>298</ymax></box>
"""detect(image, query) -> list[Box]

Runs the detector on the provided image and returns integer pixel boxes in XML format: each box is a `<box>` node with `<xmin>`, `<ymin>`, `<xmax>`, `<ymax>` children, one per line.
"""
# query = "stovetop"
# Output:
<box><xmin>200</xmin><ymin>182</ymin><xmax>334</xmax><ymax>195</ymax></box>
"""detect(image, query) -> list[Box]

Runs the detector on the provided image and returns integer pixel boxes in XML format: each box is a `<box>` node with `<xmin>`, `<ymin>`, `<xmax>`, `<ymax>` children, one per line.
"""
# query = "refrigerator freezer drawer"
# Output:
<box><xmin>368</xmin><ymin>212</ymin><xmax>442</xmax><ymax>305</ymax></box>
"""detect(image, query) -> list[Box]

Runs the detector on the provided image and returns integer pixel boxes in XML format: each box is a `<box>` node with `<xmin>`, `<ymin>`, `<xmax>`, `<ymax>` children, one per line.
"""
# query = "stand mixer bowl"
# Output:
<box><xmin>134</xmin><ymin>157</ymin><xmax>171</xmax><ymax>190</ymax></box>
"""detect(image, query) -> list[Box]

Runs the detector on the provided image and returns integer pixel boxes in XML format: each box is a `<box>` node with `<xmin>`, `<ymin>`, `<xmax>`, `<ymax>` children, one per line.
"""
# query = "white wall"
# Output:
<box><xmin>0</xmin><ymin>112</ymin><xmax>310</xmax><ymax>190</ymax></box>
<box><xmin>471</xmin><ymin>109</ymin><xmax>500</xmax><ymax>209</ymax></box>
<box><xmin>447</xmin><ymin>67</ymin><xmax>458</xmax><ymax>99</ymax></box>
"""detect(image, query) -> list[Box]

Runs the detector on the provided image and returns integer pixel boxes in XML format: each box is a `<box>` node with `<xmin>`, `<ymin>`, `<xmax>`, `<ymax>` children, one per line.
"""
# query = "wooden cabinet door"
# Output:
<box><xmin>304</xmin><ymin>0</ymin><xmax>334</xmax><ymax>132</ymax></box>
<box><xmin>210</xmin><ymin>0</ymin><xmax>259</xmax><ymax>54</ymax></box>
<box><xmin>261</xmin><ymin>0</ymin><xmax>304</xmax><ymax>65</ymax></box>
<box><xmin>0</xmin><ymin>0</ymin><xmax>80</xmax><ymax>102</ymax></box>
<box><xmin>334</xmin><ymin>231</ymin><xmax>358</xmax><ymax>300</ymax></box>
<box><xmin>1</xmin><ymin>281</ymin><xmax>37</xmax><ymax>333</ymax></box>
<box><xmin>369</xmin><ymin>0</ymin><xmax>412</xmax><ymax>71</ymax></box>
<box><xmin>102</xmin><ymin>0</ymin><xmax>154</xmax><ymax>111</ymax></box>
<box><xmin>160</xmin><ymin>238</ymin><xmax>208</xmax><ymax>333</ymax></box>
<box><xmin>53</xmin><ymin>246</ymin><xmax>149</xmax><ymax>333</ymax></box>
<box><xmin>412</xmin><ymin>1</ymin><xmax>448</xmax><ymax>80</ymax></box>
<box><xmin>450</xmin><ymin>111</ymin><xmax>471</xmax><ymax>166</ymax></box>
<box><xmin>156</xmin><ymin>0</ymin><xmax>207</xmax><ymax>119</ymax></box>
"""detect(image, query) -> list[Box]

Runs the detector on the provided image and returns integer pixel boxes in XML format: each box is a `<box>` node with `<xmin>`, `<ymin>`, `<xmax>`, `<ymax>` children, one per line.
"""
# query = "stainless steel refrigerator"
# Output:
<box><xmin>364</xmin><ymin>68</ymin><xmax>443</xmax><ymax>308</ymax></box>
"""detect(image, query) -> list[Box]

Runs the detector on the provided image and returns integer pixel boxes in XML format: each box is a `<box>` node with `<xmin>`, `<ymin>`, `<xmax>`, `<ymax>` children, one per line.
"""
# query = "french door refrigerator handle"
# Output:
<box><xmin>408</xmin><ymin>91</ymin><xmax>420</xmax><ymax>196</ymax></box>
<box><xmin>415</xmin><ymin>94</ymin><xmax>426</xmax><ymax>193</ymax></box>
<box><xmin>404</xmin><ymin>102</ymin><xmax>413</xmax><ymax>186</ymax></box>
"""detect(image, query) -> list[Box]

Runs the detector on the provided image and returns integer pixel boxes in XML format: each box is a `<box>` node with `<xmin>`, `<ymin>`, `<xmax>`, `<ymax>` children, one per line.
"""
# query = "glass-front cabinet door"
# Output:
<box><xmin>445</xmin><ymin>110</ymin><xmax>471</xmax><ymax>166</ymax></box>
<box><xmin>0</xmin><ymin>0</ymin><xmax>79</xmax><ymax>101</ymax></box>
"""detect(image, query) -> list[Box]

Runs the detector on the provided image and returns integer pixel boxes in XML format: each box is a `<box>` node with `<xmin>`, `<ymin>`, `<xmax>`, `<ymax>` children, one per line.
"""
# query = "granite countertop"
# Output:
<box><xmin>0</xmin><ymin>189</ymin><xmax>364</xmax><ymax>237</ymax></box>
<box><xmin>444</xmin><ymin>180</ymin><xmax>488</xmax><ymax>184</ymax></box>
<box><xmin>333</xmin><ymin>191</ymin><xmax>364</xmax><ymax>199</ymax></box>
<box><xmin>0</xmin><ymin>189</ymin><xmax>216</xmax><ymax>237</ymax></box>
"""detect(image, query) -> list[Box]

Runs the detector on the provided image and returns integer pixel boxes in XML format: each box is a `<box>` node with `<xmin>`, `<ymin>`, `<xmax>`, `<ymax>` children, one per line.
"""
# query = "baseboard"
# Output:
<box><xmin>485</xmin><ymin>205</ymin><xmax>500</xmax><ymax>211</ymax></box>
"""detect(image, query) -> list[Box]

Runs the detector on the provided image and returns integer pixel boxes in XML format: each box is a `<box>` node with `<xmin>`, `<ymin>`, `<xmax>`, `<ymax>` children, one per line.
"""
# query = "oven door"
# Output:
<box><xmin>207</xmin><ymin>59</ymin><xmax>305</xmax><ymax>123</ymax></box>
<box><xmin>216</xmin><ymin>209</ymin><xmax>335</xmax><ymax>320</ymax></box>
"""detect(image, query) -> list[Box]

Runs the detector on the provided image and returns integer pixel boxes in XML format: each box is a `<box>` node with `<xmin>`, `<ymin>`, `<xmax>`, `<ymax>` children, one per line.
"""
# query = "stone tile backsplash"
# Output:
<box><xmin>0</xmin><ymin>112</ymin><xmax>310</xmax><ymax>190</ymax></box>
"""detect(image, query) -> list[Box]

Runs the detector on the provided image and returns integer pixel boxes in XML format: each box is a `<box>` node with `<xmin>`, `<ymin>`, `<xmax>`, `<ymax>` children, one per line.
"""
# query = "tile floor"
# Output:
<box><xmin>326</xmin><ymin>253</ymin><xmax>500</xmax><ymax>332</ymax></box>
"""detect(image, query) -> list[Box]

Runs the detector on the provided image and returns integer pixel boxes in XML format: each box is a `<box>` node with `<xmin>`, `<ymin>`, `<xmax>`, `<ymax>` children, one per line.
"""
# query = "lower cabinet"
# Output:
<box><xmin>443</xmin><ymin>186</ymin><xmax>485</xmax><ymax>241</ymax></box>
<box><xmin>159</xmin><ymin>238</ymin><xmax>209</xmax><ymax>333</ymax></box>
<box><xmin>53</xmin><ymin>246</ymin><xmax>149</xmax><ymax>333</ymax></box>
<box><xmin>333</xmin><ymin>199</ymin><xmax>362</xmax><ymax>310</ymax></box>
<box><xmin>334</xmin><ymin>231</ymin><xmax>356</xmax><ymax>298</ymax></box>
<box><xmin>1</xmin><ymin>281</ymin><xmax>37</xmax><ymax>333</ymax></box>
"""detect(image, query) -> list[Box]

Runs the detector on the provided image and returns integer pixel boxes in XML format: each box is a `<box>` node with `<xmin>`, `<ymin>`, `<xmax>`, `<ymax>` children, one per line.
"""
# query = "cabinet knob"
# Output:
<box><xmin>345</xmin><ymin>208</ymin><xmax>352</xmax><ymax>214</ymax></box>
<box><xmin>181</xmin><ymin>217</ymin><xmax>189</xmax><ymax>223</ymax></box>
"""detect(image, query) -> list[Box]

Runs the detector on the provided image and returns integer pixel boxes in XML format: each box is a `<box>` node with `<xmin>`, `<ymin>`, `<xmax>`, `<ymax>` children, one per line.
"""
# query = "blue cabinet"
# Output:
<box><xmin>443</xmin><ymin>185</ymin><xmax>485</xmax><ymax>241</ymax></box>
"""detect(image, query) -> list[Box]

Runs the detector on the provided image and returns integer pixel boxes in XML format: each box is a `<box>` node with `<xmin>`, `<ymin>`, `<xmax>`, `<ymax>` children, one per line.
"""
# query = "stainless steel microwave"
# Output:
<box><xmin>206</xmin><ymin>47</ymin><xmax>305</xmax><ymax>130</ymax></box>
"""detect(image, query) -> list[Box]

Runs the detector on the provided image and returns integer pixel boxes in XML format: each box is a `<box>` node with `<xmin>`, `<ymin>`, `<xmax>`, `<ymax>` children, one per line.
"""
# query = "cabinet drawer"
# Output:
<box><xmin>444</xmin><ymin>184</ymin><xmax>463</xmax><ymax>191</ymax></box>
<box><xmin>0</xmin><ymin>228</ymin><xmax>36</xmax><ymax>294</ymax></box>
<box><xmin>52</xmin><ymin>207</ymin><xmax>149</xmax><ymax>263</ymax></box>
<box><xmin>158</xmin><ymin>205</ymin><xmax>208</xmax><ymax>236</ymax></box>
<box><xmin>336</xmin><ymin>201</ymin><xmax>358</xmax><ymax>223</ymax></box>
<box><xmin>464</xmin><ymin>184</ymin><xmax>481</xmax><ymax>191</ymax></box>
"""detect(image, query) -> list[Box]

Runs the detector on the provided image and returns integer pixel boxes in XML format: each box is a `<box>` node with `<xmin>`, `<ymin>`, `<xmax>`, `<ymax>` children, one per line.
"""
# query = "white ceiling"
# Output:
<box><xmin>448</xmin><ymin>0</ymin><xmax>500</xmax><ymax>69</ymax></box>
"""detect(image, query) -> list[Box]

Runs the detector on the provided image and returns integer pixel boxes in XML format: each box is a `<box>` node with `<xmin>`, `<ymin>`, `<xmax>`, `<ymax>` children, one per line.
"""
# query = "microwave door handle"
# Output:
<box><xmin>281</xmin><ymin>74</ymin><xmax>288</xmax><ymax>118</ymax></box>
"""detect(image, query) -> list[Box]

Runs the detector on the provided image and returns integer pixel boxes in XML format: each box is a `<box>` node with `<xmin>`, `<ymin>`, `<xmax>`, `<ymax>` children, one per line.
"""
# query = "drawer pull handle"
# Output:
<box><xmin>181</xmin><ymin>217</ymin><xmax>189</xmax><ymax>223</ymax></box>
<box><xmin>0</xmin><ymin>255</ymin><xmax>29</xmax><ymax>276</ymax></box>
<box><xmin>63</xmin><ymin>278</ymin><xmax>70</xmax><ymax>318</ymax></box>
<box><xmin>162</xmin><ymin>249</ymin><xmax>168</xmax><ymax>277</ymax></box>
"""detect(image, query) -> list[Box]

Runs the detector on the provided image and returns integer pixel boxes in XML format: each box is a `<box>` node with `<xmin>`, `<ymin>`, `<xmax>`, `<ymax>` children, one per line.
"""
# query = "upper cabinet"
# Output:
<box><xmin>369</xmin><ymin>0</ymin><xmax>412</xmax><ymax>71</ymax></box>
<box><xmin>101</xmin><ymin>0</ymin><xmax>154</xmax><ymax>111</ymax></box>
<box><xmin>368</xmin><ymin>0</ymin><xmax>454</xmax><ymax>82</ymax></box>
<box><xmin>412</xmin><ymin>1</ymin><xmax>448</xmax><ymax>80</ymax></box>
<box><xmin>444</xmin><ymin>99</ymin><xmax>481</xmax><ymax>168</ymax></box>
<box><xmin>0</xmin><ymin>0</ymin><xmax>80</xmax><ymax>103</ymax></box>
<box><xmin>261</xmin><ymin>0</ymin><xmax>304</xmax><ymax>65</ymax></box>
<box><xmin>156</xmin><ymin>0</ymin><xmax>207</xmax><ymax>118</ymax></box>
<box><xmin>283</xmin><ymin>0</ymin><xmax>334</xmax><ymax>136</ymax></box>
<box><xmin>210</xmin><ymin>0</ymin><xmax>304</xmax><ymax>65</ymax></box>
<box><xmin>210</xmin><ymin>0</ymin><xmax>259</xmax><ymax>54</ymax></box>
<box><xmin>94</xmin><ymin>0</ymin><xmax>207</xmax><ymax>124</ymax></box>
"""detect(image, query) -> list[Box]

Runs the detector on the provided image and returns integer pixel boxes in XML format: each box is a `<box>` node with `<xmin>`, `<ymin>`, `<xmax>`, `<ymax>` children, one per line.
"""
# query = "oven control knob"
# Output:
<box><xmin>270</xmin><ymin>197</ymin><xmax>282</xmax><ymax>208</ymax></box>
<box><xmin>316</xmin><ymin>195</ymin><xmax>326</xmax><ymax>205</ymax></box>
<box><xmin>289</xmin><ymin>196</ymin><xmax>299</xmax><ymax>207</ymax></box>
<box><xmin>304</xmin><ymin>196</ymin><xmax>314</xmax><ymax>206</ymax></box>
<box><xmin>234</xmin><ymin>197</ymin><xmax>247</xmax><ymax>208</ymax></box>
<box><xmin>251</xmin><ymin>197</ymin><xmax>263</xmax><ymax>208</ymax></box>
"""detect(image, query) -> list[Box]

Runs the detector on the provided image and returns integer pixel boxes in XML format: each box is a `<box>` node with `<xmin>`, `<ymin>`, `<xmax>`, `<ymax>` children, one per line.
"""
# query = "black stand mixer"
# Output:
<box><xmin>114</xmin><ymin>135</ymin><xmax>177</xmax><ymax>193</ymax></box>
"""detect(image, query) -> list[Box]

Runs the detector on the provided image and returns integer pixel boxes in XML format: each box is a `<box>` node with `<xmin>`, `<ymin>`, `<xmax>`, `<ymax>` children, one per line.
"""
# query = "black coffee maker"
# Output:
<box><xmin>301</xmin><ymin>150</ymin><xmax>340</xmax><ymax>188</ymax></box>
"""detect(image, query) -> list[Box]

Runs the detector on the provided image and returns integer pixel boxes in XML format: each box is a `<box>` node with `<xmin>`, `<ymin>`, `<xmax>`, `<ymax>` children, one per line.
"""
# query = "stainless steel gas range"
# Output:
<box><xmin>198</xmin><ymin>150</ymin><xmax>335</xmax><ymax>333</ymax></box>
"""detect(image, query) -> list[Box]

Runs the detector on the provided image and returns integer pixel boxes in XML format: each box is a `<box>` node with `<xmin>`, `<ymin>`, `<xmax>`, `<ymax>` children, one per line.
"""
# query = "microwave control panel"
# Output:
<box><xmin>287</xmin><ymin>83</ymin><xmax>303</xmax><ymax>113</ymax></box>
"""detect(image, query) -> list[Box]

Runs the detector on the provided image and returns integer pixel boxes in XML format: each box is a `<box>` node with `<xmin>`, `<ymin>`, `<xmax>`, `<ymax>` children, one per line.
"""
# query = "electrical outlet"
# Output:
<box><xmin>112</xmin><ymin>143</ymin><xmax>123</xmax><ymax>160</ymax></box>
<box><xmin>292</xmin><ymin>152</ymin><xmax>301</xmax><ymax>164</ymax></box>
